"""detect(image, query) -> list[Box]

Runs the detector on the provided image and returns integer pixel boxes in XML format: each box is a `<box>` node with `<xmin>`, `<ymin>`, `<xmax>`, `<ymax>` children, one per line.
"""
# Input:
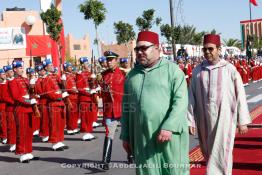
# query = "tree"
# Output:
<box><xmin>160</xmin><ymin>24</ymin><xmax>181</xmax><ymax>44</ymax></box>
<box><xmin>114</xmin><ymin>21</ymin><xmax>135</xmax><ymax>45</ymax></box>
<box><xmin>223</xmin><ymin>38</ymin><xmax>242</xmax><ymax>49</ymax></box>
<box><xmin>114</xmin><ymin>21</ymin><xmax>136</xmax><ymax>68</ymax></box>
<box><xmin>79</xmin><ymin>0</ymin><xmax>107</xmax><ymax>56</ymax></box>
<box><xmin>136</xmin><ymin>9</ymin><xmax>162</xmax><ymax>31</ymax></box>
<box><xmin>40</xmin><ymin>4</ymin><xmax>62</xmax><ymax>42</ymax></box>
<box><xmin>210</xmin><ymin>29</ymin><xmax>221</xmax><ymax>35</ymax></box>
<box><xmin>40</xmin><ymin>4</ymin><xmax>63</xmax><ymax>71</ymax></box>
<box><xmin>192</xmin><ymin>31</ymin><xmax>205</xmax><ymax>46</ymax></box>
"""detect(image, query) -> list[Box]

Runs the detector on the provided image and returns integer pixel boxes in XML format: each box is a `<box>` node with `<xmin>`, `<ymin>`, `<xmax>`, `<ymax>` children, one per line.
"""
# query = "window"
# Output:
<box><xmin>73</xmin><ymin>44</ymin><xmax>81</xmax><ymax>50</ymax></box>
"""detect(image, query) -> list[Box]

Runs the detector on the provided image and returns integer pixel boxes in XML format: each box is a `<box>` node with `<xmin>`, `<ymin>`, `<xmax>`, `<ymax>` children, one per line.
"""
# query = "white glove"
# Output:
<box><xmin>90</xmin><ymin>89</ymin><xmax>96</xmax><ymax>94</ymax></box>
<box><xmin>95</xmin><ymin>86</ymin><xmax>101</xmax><ymax>92</ymax></box>
<box><xmin>84</xmin><ymin>87</ymin><xmax>90</xmax><ymax>92</ymax></box>
<box><xmin>90</xmin><ymin>73</ymin><xmax>96</xmax><ymax>79</ymax></box>
<box><xmin>23</xmin><ymin>94</ymin><xmax>30</xmax><ymax>99</ymax></box>
<box><xmin>62</xmin><ymin>92</ymin><xmax>69</xmax><ymax>98</ymax></box>
<box><xmin>60</xmin><ymin>74</ymin><xmax>67</xmax><ymax>81</ymax></box>
<box><xmin>30</xmin><ymin>98</ymin><xmax>37</xmax><ymax>105</ymax></box>
<box><xmin>55</xmin><ymin>91</ymin><xmax>62</xmax><ymax>94</ymax></box>
<box><xmin>30</xmin><ymin>78</ymin><xmax>36</xmax><ymax>85</ymax></box>
<box><xmin>185</xmin><ymin>75</ymin><xmax>189</xmax><ymax>79</ymax></box>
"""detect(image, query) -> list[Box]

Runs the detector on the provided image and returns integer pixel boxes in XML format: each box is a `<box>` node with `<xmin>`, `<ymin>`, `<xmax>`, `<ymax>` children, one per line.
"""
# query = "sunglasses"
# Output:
<box><xmin>202</xmin><ymin>47</ymin><xmax>216</xmax><ymax>52</ymax></box>
<box><xmin>134</xmin><ymin>44</ymin><xmax>154</xmax><ymax>52</ymax></box>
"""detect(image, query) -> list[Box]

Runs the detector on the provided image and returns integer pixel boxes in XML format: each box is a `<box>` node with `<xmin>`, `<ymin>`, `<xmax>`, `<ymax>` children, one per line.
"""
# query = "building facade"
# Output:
<box><xmin>240</xmin><ymin>18</ymin><xmax>262</xmax><ymax>49</ymax></box>
<box><xmin>0</xmin><ymin>9</ymin><xmax>45</xmax><ymax>67</ymax></box>
<box><xmin>65</xmin><ymin>33</ymin><xmax>91</xmax><ymax>62</ymax></box>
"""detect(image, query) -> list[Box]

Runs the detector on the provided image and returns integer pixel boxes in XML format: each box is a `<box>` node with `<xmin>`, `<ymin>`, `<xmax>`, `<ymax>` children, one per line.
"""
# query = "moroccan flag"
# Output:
<box><xmin>26</xmin><ymin>35</ymin><xmax>51</xmax><ymax>56</ymax></box>
<box><xmin>250</xmin><ymin>0</ymin><xmax>258</xmax><ymax>6</ymax></box>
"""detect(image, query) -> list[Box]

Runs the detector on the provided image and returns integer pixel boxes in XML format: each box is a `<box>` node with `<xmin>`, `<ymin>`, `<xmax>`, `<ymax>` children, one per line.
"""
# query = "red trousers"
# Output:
<box><xmin>66</xmin><ymin>100</ymin><xmax>79</xmax><ymax>130</ymax></box>
<box><xmin>92</xmin><ymin>103</ymin><xmax>98</xmax><ymax>123</ymax></box>
<box><xmin>6</xmin><ymin>111</ymin><xmax>16</xmax><ymax>144</ymax></box>
<box><xmin>0</xmin><ymin>110</ymin><xmax>7</xmax><ymax>139</ymax></box>
<box><xmin>79</xmin><ymin>102</ymin><xmax>94</xmax><ymax>133</ymax></box>
<box><xmin>15</xmin><ymin>113</ymin><xmax>33</xmax><ymax>155</ymax></box>
<box><xmin>48</xmin><ymin>106</ymin><xmax>65</xmax><ymax>143</ymax></box>
<box><xmin>32</xmin><ymin>115</ymin><xmax>40</xmax><ymax>132</ymax></box>
<box><xmin>39</xmin><ymin>104</ymin><xmax>49</xmax><ymax>137</ymax></box>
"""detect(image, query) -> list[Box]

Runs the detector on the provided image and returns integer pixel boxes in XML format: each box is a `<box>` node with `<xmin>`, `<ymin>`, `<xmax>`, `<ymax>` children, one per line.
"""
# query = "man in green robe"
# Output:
<box><xmin>120</xmin><ymin>31</ymin><xmax>189</xmax><ymax>175</ymax></box>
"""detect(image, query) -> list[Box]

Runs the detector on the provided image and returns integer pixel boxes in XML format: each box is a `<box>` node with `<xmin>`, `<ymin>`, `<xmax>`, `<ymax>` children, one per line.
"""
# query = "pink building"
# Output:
<box><xmin>0</xmin><ymin>8</ymin><xmax>45</xmax><ymax>67</ymax></box>
<box><xmin>65</xmin><ymin>33</ymin><xmax>91</xmax><ymax>62</ymax></box>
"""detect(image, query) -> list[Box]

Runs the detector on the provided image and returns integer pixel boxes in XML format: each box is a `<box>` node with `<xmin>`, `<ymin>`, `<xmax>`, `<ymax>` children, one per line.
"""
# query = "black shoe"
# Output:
<box><xmin>101</xmin><ymin>137</ymin><xmax>113</xmax><ymax>170</ymax></box>
<box><xmin>20</xmin><ymin>159</ymin><xmax>30</xmax><ymax>163</ymax></box>
<box><xmin>52</xmin><ymin>147</ymin><xmax>64</xmax><ymax>151</ymax></box>
<box><xmin>83</xmin><ymin>136</ymin><xmax>97</xmax><ymax>141</ymax></box>
<box><xmin>63</xmin><ymin>145</ymin><xmax>69</xmax><ymax>150</ymax></box>
<box><xmin>127</xmin><ymin>155</ymin><xmax>134</xmax><ymax>164</ymax></box>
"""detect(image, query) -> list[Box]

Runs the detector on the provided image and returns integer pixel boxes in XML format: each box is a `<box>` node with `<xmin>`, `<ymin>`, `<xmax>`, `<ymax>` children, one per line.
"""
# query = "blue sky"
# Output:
<box><xmin>1</xmin><ymin>0</ymin><xmax>262</xmax><ymax>44</ymax></box>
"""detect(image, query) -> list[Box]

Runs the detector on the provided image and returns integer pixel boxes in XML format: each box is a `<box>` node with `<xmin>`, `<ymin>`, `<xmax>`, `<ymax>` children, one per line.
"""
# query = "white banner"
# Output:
<box><xmin>0</xmin><ymin>27</ymin><xmax>26</xmax><ymax>50</ymax></box>
<box><xmin>40</xmin><ymin>0</ymin><xmax>53</xmax><ymax>12</ymax></box>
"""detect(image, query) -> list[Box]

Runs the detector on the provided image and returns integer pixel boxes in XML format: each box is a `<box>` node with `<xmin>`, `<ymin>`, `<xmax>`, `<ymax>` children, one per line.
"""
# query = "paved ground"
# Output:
<box><xmin>0</xmin><ymin>81</ymin><xmax>261</xmax><ymax>175</ymax></box>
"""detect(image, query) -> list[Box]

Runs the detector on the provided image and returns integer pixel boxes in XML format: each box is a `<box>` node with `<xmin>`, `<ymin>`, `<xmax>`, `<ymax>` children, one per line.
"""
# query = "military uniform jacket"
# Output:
<box><xmin>42</xmin><ymin>73</ymin><xmax>64</xmax><ymax>107</ymax></box>
<box><xmin>9</xmin><ymin>76</ymin><xmax>33</xmax><ymax>113</ymax></box>
<box><xmin>101</xmin><ymin>67</ymin><xmax>125</xmax><ymax>119</ymax></box>
<box><xmin>76</xmin><ymin>70</ymin><xmax>92</xmax><ymax>102</ymax></box>
<box><xmin>65</xmin><ymin>72</ymin><xmax>78</xmax><ymax>101</ymax></box>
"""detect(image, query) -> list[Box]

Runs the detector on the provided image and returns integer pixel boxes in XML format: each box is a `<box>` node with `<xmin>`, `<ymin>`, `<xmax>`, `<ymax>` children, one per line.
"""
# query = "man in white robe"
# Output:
<box><xmin>187</xmin><ymin>34</ymin><xmax>251</xmax><ymax>175</ymax></box>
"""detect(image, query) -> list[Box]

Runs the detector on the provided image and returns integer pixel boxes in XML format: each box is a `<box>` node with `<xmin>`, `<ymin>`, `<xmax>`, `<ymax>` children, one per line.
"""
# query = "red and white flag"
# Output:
<box><xmin>250</xmin><ymin>0</ymin><xmax>258</xmax><ymax>6</ymax></box>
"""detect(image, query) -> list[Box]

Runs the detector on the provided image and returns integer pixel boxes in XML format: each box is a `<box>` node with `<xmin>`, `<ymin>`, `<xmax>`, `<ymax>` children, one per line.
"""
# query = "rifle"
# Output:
<box><xmin>58</xmin><ymin>43</ymin><xmax>73</xmax><ymax>110</ymax></box>
<box><xmin>28</xmin><ymin>54</ymin><xmax>41</xmax><ymax>117</ymax></box>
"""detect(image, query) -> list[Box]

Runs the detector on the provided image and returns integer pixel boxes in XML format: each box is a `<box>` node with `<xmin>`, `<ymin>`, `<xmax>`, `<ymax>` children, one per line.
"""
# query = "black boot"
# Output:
<box><xmin>127</xmin><ymin>154</ymin><xmax>134</xmax><ymax>164</ymax></box>
<box><xmin>100</xmin><ymin>137</ymin><xmax>113</xmax><ymax>170</ymax></box>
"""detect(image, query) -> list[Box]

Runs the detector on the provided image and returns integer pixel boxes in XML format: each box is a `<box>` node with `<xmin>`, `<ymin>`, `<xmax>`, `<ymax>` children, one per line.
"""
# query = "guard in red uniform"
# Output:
<box><xmin>3</xmin><ymin>65</ymin><xmax>16</xmax><ymax>152</ymax></box>
<box><xmin>35</xmin><ymin>65</ymin><xmax>49</xmax><ymax>142</ymax></box>
<box><xmin>76</xmin><ymin>57</ymin><xmax>96</xmax><ymax>141</ymax></box>
<box><xmin>62</xmin><ymin>62</ymin><xmax>80</xmax><ymax>135</ymax></box>
<box><xmin>26</xmin><ymin>67</ymin><xmax>40</xmax><ymax>136</ymax></box>
<box><xmin>184</xmin><ymin>57</ymin><xmax>192</xmax><ymax>85</ymax></box>
<box><xmin>9</xmin><ymin>61</ymin><xmax>39</xmax><ymax>163</ymax></box>
<box><xmin>41</xmin><ymin>59</ymin><xmax>69</xmax><ymax>151</ymax></box>
<box><xmin>0</xmin><ymin>69</ymin><xmax>7</xmax><ymax>144</ymax></box>
<box><xmin>100</xmin><ymin>51</ymin><xmax>126</xmax><ymax>170</ymax></box>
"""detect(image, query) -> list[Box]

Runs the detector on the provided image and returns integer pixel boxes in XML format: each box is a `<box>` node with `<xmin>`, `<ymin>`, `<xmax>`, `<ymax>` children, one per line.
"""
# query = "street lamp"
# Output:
<box><xmin>25</xmin><ymin>15</ymin><xmax>36</xmax><ymax>67</ymax></box>
<box><xmin>25</xmin><ymin>15</ymin><xmax>36</xmax><ymax>26</ymax></box>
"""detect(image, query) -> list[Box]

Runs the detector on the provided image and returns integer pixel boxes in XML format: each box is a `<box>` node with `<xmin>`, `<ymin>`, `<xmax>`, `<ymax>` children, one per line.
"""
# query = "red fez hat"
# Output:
<box><xmin>137</xmin><ymin>31</ymin><xmax>159</xmax><ymax>46</ymax></box>
<box><xmin>204</xmin><ymin>34</ymin><xmax>221</xmax><ymax>46</ymax></box>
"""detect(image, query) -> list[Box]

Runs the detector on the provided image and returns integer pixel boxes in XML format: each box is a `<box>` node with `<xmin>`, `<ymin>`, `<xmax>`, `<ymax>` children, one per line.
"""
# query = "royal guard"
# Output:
<box><xmin>233</xmin><ymin>57</ymin><xmax>243</xmax><ymax>80</ymax></box>
<box><xmin>119</xmin><ymin>58</ymin><xmax>131</xmax><ymax>75</ymax></box>
<box><xmin>0</xmin><ymin>69</ymin><xmax>7</xmax><ymax>144</ymax></box>
<box><xmin>250</xmin><ymin>58</ymin><xmax>259</xmax><ymax>82</ymax></box>
<box><xmin>241</xmin><ymin>58</ymin><xmax>249</xmax><ymax>86</ymax></box>
<box><xmin>35</xmin><ymin>65</ymin><xmax>49</xmax><ymax>142</ymax></box>
<box><xmin>9</xmin><ymin>61</ymin><xmax>39</xmax><ymax>163</ymax></box>
<box><xmin>184</xmin><ymin>57</ymin><xmax>192</xmax><ymax>85</ymax></box>
<box><xmin>76</xmin><ymin>57</ymin><xmax>96</xmax><ymax>141</ymax></box>
<box><xmin>98</xmin><ymin>56</ymin><xmax>108</xmax><ymax>71</ymax></box>
<box><xmin>41</xmin><ymin>59</ymin><xmax>69</xmax><ymax>151</ymax></box>
<box><xmin>3</xmin><ymin>65</ymin><xmax>16</xmax><ymax>152</ymax></box>
<box><xmin>62</xmin><ymin>62</ymin><xmax>80</xmax><ymax>135</ymax></box>
<box><xmin>26</xmin><ymin>67</ymin><xmax>40</xmax><ymax>136</ymax></box>
<box><xmin>99</xmin><ymin>51</ymin><xmax>126</xmax><ymax>170</ymax></box>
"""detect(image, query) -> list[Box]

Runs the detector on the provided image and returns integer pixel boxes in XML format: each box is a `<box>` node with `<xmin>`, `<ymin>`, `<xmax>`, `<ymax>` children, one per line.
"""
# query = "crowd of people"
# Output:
<box><xmin>0</xmin><ymin>31</ymin><xmax>259</xmax><ymax>175</ymax></box>
<box><xmin>176</xmin><ymin>55</ymin><xmax>262</xmax><ymax>87</ymax></box>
